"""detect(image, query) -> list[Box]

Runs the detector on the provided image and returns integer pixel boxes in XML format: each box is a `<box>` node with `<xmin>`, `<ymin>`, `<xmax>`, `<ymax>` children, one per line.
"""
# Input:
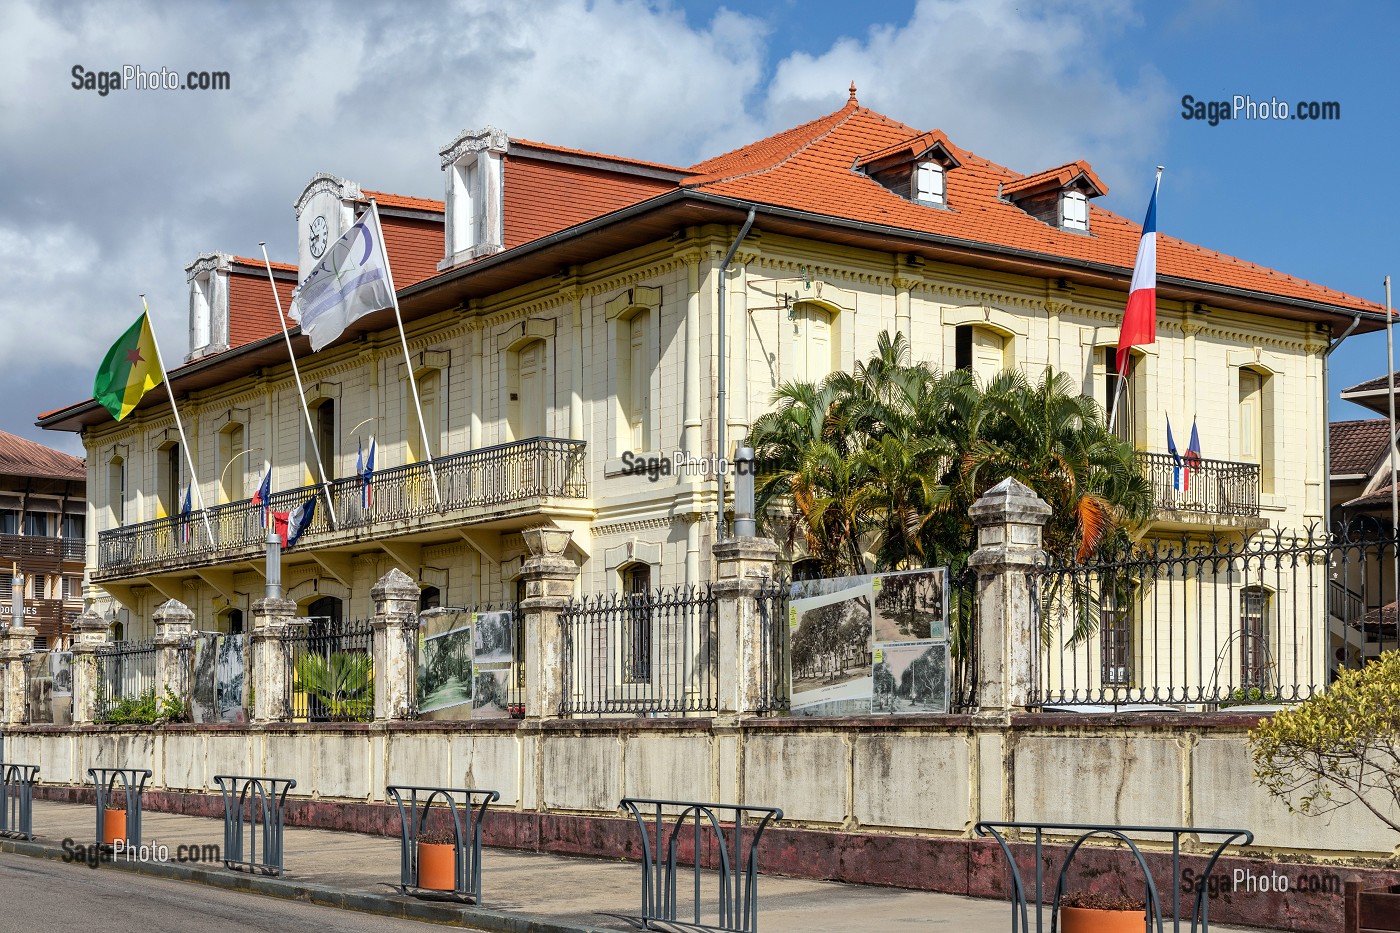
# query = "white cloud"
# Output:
<box><xmin>0</xmin><ymin>0</ymin><xmax>1171</xmax><ymax>449</ymax></box>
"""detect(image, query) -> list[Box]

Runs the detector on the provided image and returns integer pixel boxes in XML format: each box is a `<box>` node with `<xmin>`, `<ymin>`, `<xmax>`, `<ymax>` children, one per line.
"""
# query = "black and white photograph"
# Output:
<box><xmin>789</xmin><ymin>576</ymin><xmax>873</xmax><ymax>714</ymax></box>
<box><xmin>872</xmin><ymin>568</ymin><xmax>947</xmax><ymax>644</ymax></box>
<box><xmin>473</xmin><ymin>610</ymin><xmax>514</xmax><ymax>666</ymax></box>
<box><xmin>872</xmin><ymin>643</ymin><xmax>948</xmax><ymax>714</ymax></box>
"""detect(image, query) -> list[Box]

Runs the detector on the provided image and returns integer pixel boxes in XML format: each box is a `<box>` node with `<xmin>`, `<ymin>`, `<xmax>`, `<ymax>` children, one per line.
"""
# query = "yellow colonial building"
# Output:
<box><xmin>39</xmin><ymin>90</ymin><xmax>1383</xmax><ymax>699</ymax></box>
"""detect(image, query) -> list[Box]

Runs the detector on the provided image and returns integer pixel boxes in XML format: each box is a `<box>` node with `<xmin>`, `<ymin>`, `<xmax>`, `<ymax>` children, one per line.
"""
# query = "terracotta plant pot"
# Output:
<box><xmin>102</xmin><ymin>809</ymin><xmax>127</xmax><ymax>847</ymax></box>
<box><xmin>1059</xmin><ymin>906</ymin><xmax>1147</xmax><ymax>933</ymax></box>
<box><xmin>416</xmin><ymin>841</ymin><xmax>456</xmax><ymax>891</ymax></box>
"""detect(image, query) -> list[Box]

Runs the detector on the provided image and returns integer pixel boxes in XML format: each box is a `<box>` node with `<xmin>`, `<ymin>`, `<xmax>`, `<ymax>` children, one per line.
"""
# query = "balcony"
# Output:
<box><xmin>95</xmin><ymin>437</ymin><xmax>588</xmax><ymax>580</ymax></box>
<box><xmin>1134</xmin><ymin>451</ymin><xmax>1263</xmax><ymax>530</ymax></box>
<box><xmin>0</xmin><ymin>534</ymin><xmax>84</xmax><ymax>567</ymax></box>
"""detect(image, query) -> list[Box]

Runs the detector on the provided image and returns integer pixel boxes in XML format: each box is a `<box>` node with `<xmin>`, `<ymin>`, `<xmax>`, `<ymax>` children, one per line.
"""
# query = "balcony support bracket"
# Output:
<box><xmin>193</xmin><ymin>566</ymin><xmax>237</xmax><ymax>603</ymax></box>
<box><xmin>379</xmin><ymin>541</ymin><xmax>422</xmax><ymax>577</ymax></box>
<box><xmin>311</xmin><ymin>552</ymin><xmax>354</xmax><ymax>589</ymax></box>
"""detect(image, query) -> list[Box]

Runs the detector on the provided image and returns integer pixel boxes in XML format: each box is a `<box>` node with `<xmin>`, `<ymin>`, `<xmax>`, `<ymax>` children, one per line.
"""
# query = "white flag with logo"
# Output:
<box><xmin>289</xmin><ymin>208</ymin><xmax>394</xmax><ymax>351</ymax></box>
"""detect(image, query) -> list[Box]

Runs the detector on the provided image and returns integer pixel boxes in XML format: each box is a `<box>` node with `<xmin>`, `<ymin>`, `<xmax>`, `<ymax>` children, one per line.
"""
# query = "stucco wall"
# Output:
<box><xmin>6</xmin><ymin>712</ymin><xmax>1393</xmax><ymax>860</ymax></box>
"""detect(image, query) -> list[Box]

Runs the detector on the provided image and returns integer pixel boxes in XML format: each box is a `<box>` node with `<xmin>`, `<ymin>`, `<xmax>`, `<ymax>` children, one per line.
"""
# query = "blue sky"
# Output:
<box><xmin>0</xmin><ymin>0</ymin><xmax>1394</xmax><ymax>453</ymax></box>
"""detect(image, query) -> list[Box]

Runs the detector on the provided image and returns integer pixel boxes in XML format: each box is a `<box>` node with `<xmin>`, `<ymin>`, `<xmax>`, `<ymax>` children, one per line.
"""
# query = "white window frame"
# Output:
<box><xmin>914</xmin><ymin>161</ymin><xmax>945</xmax><ymax>205</ymax></box>
<box><xmin>1062</xmin><ymin>190</ymin><xmax>1089</xmax><ymax>231</ymax></box>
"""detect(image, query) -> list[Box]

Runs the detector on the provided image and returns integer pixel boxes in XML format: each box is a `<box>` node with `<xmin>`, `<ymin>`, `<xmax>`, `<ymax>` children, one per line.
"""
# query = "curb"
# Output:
<box><xmin>0</xmin><ymin>837</ymin><xmax>618</xmax><ymax>933</ymax></box>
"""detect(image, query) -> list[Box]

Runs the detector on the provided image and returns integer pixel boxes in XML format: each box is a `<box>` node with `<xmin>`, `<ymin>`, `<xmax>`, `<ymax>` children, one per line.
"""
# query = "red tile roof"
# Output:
<box><xmin>1343</xmin><ymin>372</ymin><xmax>1400</xmax><ymax>395</ymax></box>
<box><xmin>1001</xmin><ymin>159</ymin><xmax>1108</xmax><ymax>198</ymax></box>
<box><xmin>1330</xmin><ymin>419</ymin><xmax>1391</xmax><ymax>475</ymax></box>
<box><xmin>1343</xmin><ymin>483</ymin><xmax>1396</xmax><ymax>510</ymax></box>
<box><xmin>852</xmin><ymin>129</ymin><xmax>958</xmax><ymax>169</ymax></box>
<box><xmin>360</xmin><ymin>189</ymin><xmax>444</xmax><ymax>213</ymax></box>
<box><xmin>0</xmin><ymin>431</ymin><xmax>84</xmax><ymax>481</ymax></box>
<box><xmin>510</xmin><ymin>138</ymin><xmax>687</xmax><ymax>174</ymax></box>
<box><xmin>231</xmin><ymin>256</ymin><xmax>296</xmax><ymax>273</ymax></box>
<box><xmin>682</xmin><ymin>101</ymin><xmax>1382</xmax><ymax>315</ymax></box>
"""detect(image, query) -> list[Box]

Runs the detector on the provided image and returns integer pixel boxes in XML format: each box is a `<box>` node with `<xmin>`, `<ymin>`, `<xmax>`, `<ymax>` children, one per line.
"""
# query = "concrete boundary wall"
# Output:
<box><xmin>7</xmin><ymin>713</ymin><xmax>1396</xmax><ymax>859</ymax></box>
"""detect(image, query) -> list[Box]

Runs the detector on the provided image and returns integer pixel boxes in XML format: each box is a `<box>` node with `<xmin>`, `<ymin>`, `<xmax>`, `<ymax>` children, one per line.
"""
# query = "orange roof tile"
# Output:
<box><xmin>230</xmin><ymin>256</ymin><xmax>296</xmax><ymax>273</ymax></box>
<box><xmin>360</xmin><ymin>189</ymin><xmax>444</xmax><ymax>213</ymax></box>
<box><xmin>853</xmin><ymin>129</ymin><xmax>958</xmax><ymax>169</ymax></box>
<box><xmin>683</xmin><ymin>103</ymin><xmax>1380</xmax><ymax>314</ymax></box>
<box><xmin>1330</xmin><ymin>418</ymin><xmax>1391</xmax><ymax>475</ymax></box>
<box><xmin>1001</xmin><ymin>159</ymin><xmax>1107</xmax><ymax>198</ymax></box>
<box><xmin>510</xmin><ymin>138</ymin><xmax>687</xmax><ymax>174</ymax></box>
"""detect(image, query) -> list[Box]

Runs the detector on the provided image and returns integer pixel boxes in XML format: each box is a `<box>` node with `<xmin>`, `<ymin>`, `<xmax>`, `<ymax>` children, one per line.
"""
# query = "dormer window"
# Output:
<box><xmin>914</xmin><ymin>161</ymin><xmax>945</xmax><ymax>206</ymax></box>
<box><xmin>1062</xmin><ymin>190</ymin><xmax>1088</xmax><ymax>231</ymax></box>
<box><xmin>1001</xmin><ymin>160</ymin><xmax>1107</xmax><ymax>234</ymax></box>
<box><xmin>855</xmin><ymin>130</ymin><xmax>961</xmax><ymax>210</ymax></box>
<box><xmin>438</xmin><ymin>126</ymin><xmax>507</xmax><ymax>269</ymax></box>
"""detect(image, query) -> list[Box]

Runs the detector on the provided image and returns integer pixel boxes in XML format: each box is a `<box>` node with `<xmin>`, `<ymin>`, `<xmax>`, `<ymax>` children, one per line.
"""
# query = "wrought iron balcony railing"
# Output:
<box><xmin>96</xmin><ymin>437</ymin><xmax>588</xmax><ymax>576</ymax></box>
<box><xmin>1135</xmin><ymin>451</ymin><xmax>1260</xmax><ymax>518</ymax></box>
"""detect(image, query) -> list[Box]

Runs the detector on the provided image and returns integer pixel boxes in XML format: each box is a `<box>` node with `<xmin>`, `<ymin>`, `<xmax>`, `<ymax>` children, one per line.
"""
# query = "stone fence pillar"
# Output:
<box><xmin>968</xmin><ymin>477</ymin><xmax>1050</xmax><ymax>714</ymax></box>
<box><xmin>0</xmin><ymin>625</ymin><xmax>37</xmax><ymax>725</ymax></box>
<box><xmin>250</xmin><ymin>596</ymin><xmax>296</xmax><ymax>723</ymax></box>
<box><xmin>713</xmin><ymin>535</ymin><xmax>780</xmax><ymax>716</ymax></box>
<box><xmin>372</xmin><ymin>569</ymin><xmax>420</xmax><ymax>722</ymax></box>
<box><xmin>69</xmin><ymin>608</ymin><xmax>111</xmax><ymax>724</ymax></box>
<box><xmin>152</xmin><ymin>599</ymin><xmax>195</xmax><ymax>709</ymax></box>
<box><xmin>520</xmin><ymin>528</ymin><xmax>579</xmax><ymax>719</ymax></box>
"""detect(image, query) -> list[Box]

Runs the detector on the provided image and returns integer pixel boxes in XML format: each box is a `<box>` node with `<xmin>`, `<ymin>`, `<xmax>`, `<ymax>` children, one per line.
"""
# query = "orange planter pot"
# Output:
<box><xmin>416</xmin><ymin>841</ymin><xmax>456</xmax><ymax>891</ymax></box>
<box><xmin>102</xmin><ymin>809</ymin><xmax>127</xmax><ymax>847</ymax></box>
<box><xmin>1059</xmin><ymin>906</ymin><xmax>1147</xmax><ymax>933</ymax></box>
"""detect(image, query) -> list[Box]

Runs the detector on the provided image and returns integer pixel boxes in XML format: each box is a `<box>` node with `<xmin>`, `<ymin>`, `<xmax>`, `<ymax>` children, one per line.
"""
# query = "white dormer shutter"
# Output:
<box><xmin>915</xmin><ymin>162</ymin><xmax>944</xmax><ymax>204</ymax></box>
<box><xmin>1063</xmin><ymin>190</ymin><xmax>1088</xmax><ymax>231</ymax></box>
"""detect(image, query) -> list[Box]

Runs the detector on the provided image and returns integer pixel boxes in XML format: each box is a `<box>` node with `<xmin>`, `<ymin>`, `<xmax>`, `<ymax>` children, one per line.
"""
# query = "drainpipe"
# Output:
<box><xmin>1323</xmin><ymin>311</ymin><xmax>1362</xmax><ymax>677</ymax></box>
<box><xmin>716</xmin><ymin>207</ymin><xmax>757</xmax><ymax>541</ymax></box>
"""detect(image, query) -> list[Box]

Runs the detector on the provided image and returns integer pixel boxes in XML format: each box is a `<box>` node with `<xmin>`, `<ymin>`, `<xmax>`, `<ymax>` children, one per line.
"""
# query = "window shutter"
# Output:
<box><xmin>915</xmin><ymin>163</ymin><xmax>944</xmax><ymax>203</ymax></box>
<box><xmin>1063</xmin><ymin>191</ymin><xmax>1088</xmax><ymax>230</ymax></box>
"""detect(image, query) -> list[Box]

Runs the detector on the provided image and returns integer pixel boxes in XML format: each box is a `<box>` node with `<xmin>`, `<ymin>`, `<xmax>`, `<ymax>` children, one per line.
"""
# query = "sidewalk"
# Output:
<box><xmin>3</xmin><ymin>799</ymin><xmax>1265</xmax><ymax>933</ymax></box>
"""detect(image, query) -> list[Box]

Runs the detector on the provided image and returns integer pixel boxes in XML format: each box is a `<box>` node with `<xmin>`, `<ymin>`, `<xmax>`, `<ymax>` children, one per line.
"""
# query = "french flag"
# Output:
<box><xmin>251</xmin><ymin>467</ymin><xmax>272</xmax><ymax>529</ymax></box>
<box><xmin>1116</xmin><ymin>169</ymin><xmax>1162</xmax><ymax>375</ymax></box>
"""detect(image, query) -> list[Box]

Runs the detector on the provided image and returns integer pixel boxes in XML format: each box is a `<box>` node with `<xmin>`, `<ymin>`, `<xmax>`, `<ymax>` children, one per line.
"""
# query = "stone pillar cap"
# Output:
<box><xmin>969</xmin><ymin>477</ymin><xmax>1051</xmax><ymax>525</ymax></box>
<box><xmin>152</xmin><ymin>598</ymin><xmax>195</xmax><ymax>620</ymax></box>
<box><xmin>371</xmin><ymin>567</ymin><xmax>420</xmax><ymax>601</ymax></box>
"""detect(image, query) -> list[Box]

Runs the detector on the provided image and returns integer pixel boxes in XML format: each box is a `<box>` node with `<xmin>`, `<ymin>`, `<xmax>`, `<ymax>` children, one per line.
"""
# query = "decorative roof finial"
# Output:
<box><xmin>849</xmin><ymin>81</ymin><xmax>858</xmax><ymax>103</ymax></box>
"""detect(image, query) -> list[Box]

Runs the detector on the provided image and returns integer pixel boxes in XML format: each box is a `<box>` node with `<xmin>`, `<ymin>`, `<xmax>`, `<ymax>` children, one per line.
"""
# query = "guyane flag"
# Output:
<box><xmin>94</xmin><ymin>309</ymin><xmax>162</xmax><ymax>421</ymax></box>
<box><xmin>289</xmin><ymin>208</ymin><xmax>393</xmax><ymax>351</ymax></box>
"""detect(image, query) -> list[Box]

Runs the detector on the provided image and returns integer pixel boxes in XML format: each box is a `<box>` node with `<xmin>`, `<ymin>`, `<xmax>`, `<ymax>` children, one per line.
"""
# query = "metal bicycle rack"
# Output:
<box><xmin>0</xmin><ymin>764</ymin><xmax>40</xmax><ymax>839</ymax></box>
<box><xmin>386</xmin><ymin>784</ymin><xmax>499</xmax><ymax>903</ymax></box>
<box><xmin>975</xmin><ymin>820</ymin><xmax>1254</xmax><ymax>933</ymax></box>
<box><xmin>619</xmin><ymin>797</ymin><xmax>784</xmax><ymax>933</ymax></box>
<box><xmin>89</xmin><ymin>767</ymin><xmax>152</xmax><ymax>850</ymax></box>
<box><xmin>214</xmin><ymin>775</ymin><xmax>297</xmax><ymax>876</ymax></box>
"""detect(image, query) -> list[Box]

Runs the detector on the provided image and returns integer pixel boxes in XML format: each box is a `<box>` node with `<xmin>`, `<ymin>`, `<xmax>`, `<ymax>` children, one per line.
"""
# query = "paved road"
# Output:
<box><xmin>0</xmin><ymin>852</ymin><xmax>449</xmax><ymax>933</ymax></box>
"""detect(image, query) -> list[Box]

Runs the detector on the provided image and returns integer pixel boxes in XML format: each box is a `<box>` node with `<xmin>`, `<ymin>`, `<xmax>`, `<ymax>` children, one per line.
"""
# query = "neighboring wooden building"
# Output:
<box><xmin>37</xmin><ymin>90</ymin><xmax>1387</xmax><ymax>658</ymax></box>
<box><xmin>0</xmin><ymin>431</ymin><xmax>86</xmax><ymax>647</ymax></box>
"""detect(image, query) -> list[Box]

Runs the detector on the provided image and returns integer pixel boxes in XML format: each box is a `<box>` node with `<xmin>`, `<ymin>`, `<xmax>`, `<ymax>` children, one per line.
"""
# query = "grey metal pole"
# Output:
<box><xmin>9</xmin><ymin>562</ymin><xmax>22</xmax><ymax>630</ymax></box>
<box><xmin>716</xmin><ymin>207</ymin><xmax>756</xmax><ymax>541</ymax></box>
<box><xmin>733</xmin><ymin>445</ymin><xmax>757</xmax><ymax>538</ymax></box>
<box><xmin>1388</xmin><ymin>277</ymin><xmax>1398</xmax><ymax>645</ymax></box>
<box><xmin>265</xmin><ymin>530</ymin><xmax>282</xmax><ymax>601</ymax></box>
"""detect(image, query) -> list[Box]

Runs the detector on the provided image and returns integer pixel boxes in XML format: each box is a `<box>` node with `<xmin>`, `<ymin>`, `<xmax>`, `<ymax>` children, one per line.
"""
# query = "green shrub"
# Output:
<box><xmin>101</xmin><ymin>687</ymin><xmax>188</xmax><ymax>725</ymax></box>
<box><xmin>1251</xmin><ymin>651</ymin><xmax>1400</xmax><ymax>833</ymax></box>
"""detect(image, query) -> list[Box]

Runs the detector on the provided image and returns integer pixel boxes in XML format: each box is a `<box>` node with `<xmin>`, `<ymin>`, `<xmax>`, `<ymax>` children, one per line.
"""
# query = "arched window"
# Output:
<box><xmin>407</xmin><ymin>369</ymin><xmax>441</xmax><ymax>463</ymax></box>
<box><xmin>954</xmin><ymin>324</ymin><xmax>1008</xmax><ymax>384</ymax></box>
<box><xmin>507</xmin><ymin>339</ymin><xmax>547</xmax><ymax>441</ymax></box>
<box><xmin>419</xmin><ymin>586</ymin><xmax>442</xmax><ymax>613</ymax></box>
<box><xmin>792</xmin><ymin>558</ymin><xmax>823</xmax><ymax>582</ymax></box>
<box><xmin>218</xmin><ymin>422</ymin><xmax>247</xmax><ymax>503</ymax></box>
<box><xmin>792</xmin><ymin>302</ymin><xmax>837</xmax><ymax>384</ymax></box>
<box><xmin>1238</xmin><ymin>367</ymin><xmax>1275</xmax><ymax>493</ymax></box>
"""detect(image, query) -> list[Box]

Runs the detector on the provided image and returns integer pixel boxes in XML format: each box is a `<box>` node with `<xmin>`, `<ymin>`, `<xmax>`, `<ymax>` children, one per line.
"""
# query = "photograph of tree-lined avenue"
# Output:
<box><xmin>790</xmin><ymin>587</ymin><xmax>873</xmax><ymax>706</ymax></box>
<box><xmin>418</xmin><ymin>610</ymin><xmax>475</xmax><ymax>715</ymax></box>
<box><xmin>873</xmin><ymin>644</ymin><xmax>947</xmax><ymax>714</ymax></box>
<box><xmin>873</xmin><ymin>570</ymin><xmax>946</xmax><ymax>643</ymax></box>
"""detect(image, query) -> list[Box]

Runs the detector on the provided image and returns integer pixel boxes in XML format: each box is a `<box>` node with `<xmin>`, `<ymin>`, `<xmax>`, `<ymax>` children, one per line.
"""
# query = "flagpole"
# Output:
<box><xmin>370</xmin><ymin>198</ymin><xmax>442</xmax><ymax>509</ymax></box>
<box><xmin>258</xmin><ymin>244</ymin><xmax>340</xmax><ymax>529</ymax></box>
<box><xmin>141</xmin><ymin>296</ymin><xmax>215</xmax><ymax>548</ymax></box>
<box><xmin>1385</xmin><ymin>276</ymin><xmax>1397</xmax><ymax>605</ymax></box>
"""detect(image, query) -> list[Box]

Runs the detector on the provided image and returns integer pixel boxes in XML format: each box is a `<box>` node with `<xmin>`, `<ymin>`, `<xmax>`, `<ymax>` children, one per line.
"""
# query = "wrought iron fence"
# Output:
<box><xmin>1135</xmin><ymin>452</ymin><xmax>1261</xmax><ymax>517</ymax></box>
<box><xmin>949</xmin><ymin>567</ymin><xmax>979</xmax><ymax>713</ymax></box>
<box><xmin>560</xmin><ymin>584</ymin><xmax>718</xmax><ymax>716</ymax></box>
<box><xmin>286</xmin><ymin>618</ymin><xmax>374</xmax><ymax>722</ymax></box>
<box><xmin>1030</xmin><ymin>524</ymin><xmax>1398</xmax><ymax>707</ymax></box>
<box><xmin>95</xmin><ymin>640</ymin><xmax>159</xmax><ymax>719</ymax></box>
<box><xmin>755</xmin><ymin>578</ymin><xmax>789</xmax><ymax>714</ymax></box>
<box><xmin>96</xmin><ymin>437</ymin><xmax>589</xmax><ymax>575</ymax></box>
